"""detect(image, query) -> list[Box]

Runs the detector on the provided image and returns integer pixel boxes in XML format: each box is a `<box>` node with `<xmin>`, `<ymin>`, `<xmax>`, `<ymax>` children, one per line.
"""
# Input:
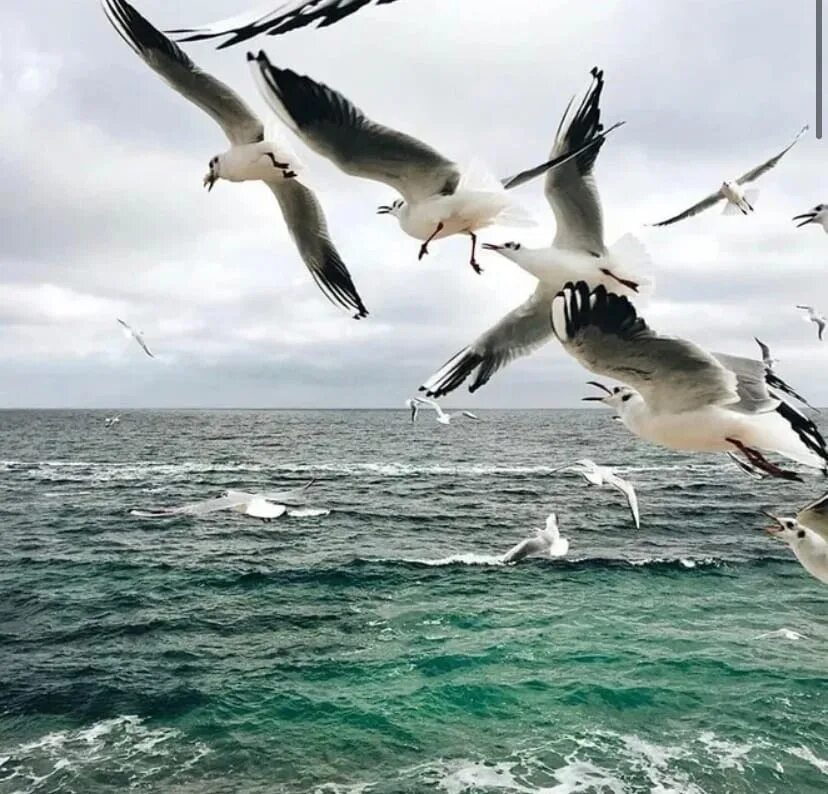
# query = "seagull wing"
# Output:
<box><xmin>267</xmin><ymin>180</ymin><xmax>368</xmax><ymax>317</ymax></box>
<box><xmin>415</xmin><ymin>396</ymin><xmax>446</xmax><ymax>419</ymax></box>
<box><xmin>544</xmin><ymin>67</ymin><xmax>608</xmax><ymax>253</ymax></box>
<box><xmin>134</xmin><ymin>331</ymin><xmax>155</xmax><ymax>358</ymax></box>
<box><xmin>551</xmin><ymin>282</ymin><xmax>740</xmax><ymax>415</ymax></box>
<box><xmin>797</xmin><ymin>491</ymin><xmax>828</xmax><ymax>541</ymax></box>
<box><xmin>102</xmin><ymin>0</ymin><xmax>264</xmax><ymax>146</ymax></box>
<box><xmin>604</xmin><ymin>471</ymin><xmax>640</xmax><ymax>529</ymax></box>
<box><xmin>736</xmin><ymin>125</ymin><xmax>808</xmax><ymax>185</ymax></box>
<box><xmin>420</xmin><ymin>284</ymin><xmax>556</xmax><ymax>398</ymax></box>
<box><xmin>818</xmin><ymin>318</ymin><xmax>826</xmax><ymax>341</ymax></box>
<box><xmin>501</xmin><ymin>536</ymin><xmax>545</xmax><ymax>563</ymax></box>
<box><xmin>754</xmin><ymin>337</ymin><xmax>772</xmax><ymax>366</ymax></box>
<box><xmin>710</xmin><ymin>354</ymin><xmax>779</xmax><ymax>414</ymax></box>
<box><xmin>765</xmin><ymin>371</ymin><xmax>818</xmax><ymax>412</ymax></box>
<box><xmin>251</xmin><ymin>53</ymin><xmax>460</xmax><ymax>204</ymax></box>
<box><xmin>461</xmin><ymin>411</ymin><xmax>480</xmax><ymax>420</ymax></box>
<box><xmin>649</xmin><ymin>190</ymin><xmax>724</xmax><ymax>227</ymax></box>
<box><xmin>405</xmin><ymin>399</ymin><xmax>420</xmax><ymax>422</ymax></box>
<box><xmin>167</xmin><ymin>0</ymin><xmax>403</xmax><ymax>48</ymax></box>
<box><xmin>262</xmin><ymin>479</ymin><xmax>317</xmax><ymax>502</ymax></box>
<box><xmin>244</xmin><ymin>498</ymin><xmax>287</xmax><ymax>519</ymax></box>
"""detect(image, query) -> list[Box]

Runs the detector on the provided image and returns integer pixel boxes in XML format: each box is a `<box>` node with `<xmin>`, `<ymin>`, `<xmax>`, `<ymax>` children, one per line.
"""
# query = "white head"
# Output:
<box><xmin>793</xmin><ymin>204</ymin><xmax>828</xmax><ymax>229</ymax></box>
<box><xmin>582</xmin><ymin>381</ymin><xmax>641</xmax><ymax>412</ymax></box>
<box><xmin>481</xmin><ymin>241</ymin><xmax>527</xmax><ymax>262</ymax></box>
<box><xmin>203</xmin><ymin>154</ymin><xmax>222</xmax><ymax>191</ymax></box>
<box><xmin>762</xmin><ymin>511</ymin><xmax>809</xmax><ymax>547</ymax></box>
<box><xmin>377</xmin><ymin>198</ymin><xmax>405</xmax><ymax>218</ymax></box>
<box><xmin>721</xmin><ymin>180</ymin><xmax>735</xmax><ymax>191</ymax></box>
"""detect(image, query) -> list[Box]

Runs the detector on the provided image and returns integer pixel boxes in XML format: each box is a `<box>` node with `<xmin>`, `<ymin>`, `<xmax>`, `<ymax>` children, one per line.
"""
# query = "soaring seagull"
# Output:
<box><xmin>168</xmin><ymin>0</ymin><xmax>403</xmax><ymax>48</ymax></box>
<box><xmin>797</xmin><ymin>305</ymin><xmax>826</xmax><ymax>341</ymax></box>
<box><xmin>248</xmin><ymin>52</ymin><xmax>622</xmax><ymax>273</ymax></box>
<box><xmin>651</xmin><ymin>126</ymin><xmax>808</xmax><ymax>226</ymax></box>
<box><xmin>101</xmin><ymin>0</ymin><xmax>368</xmax><ymax>318</ymax></box>
<box><xmin>117</xmin><ymin>318</ymin><xmax>154</xmax><ymax>358</ymax></box>
<box><xmin>552</xmin><ymin>458</ymin><xmax>640</xmax><ymax>529</ymax></box>
<box><xmin>501</xmin><ymin>513</ymin><xmax>569</xmax><ymax>563</ymax></box>
<box><xmin>405</xmin><ymin>397</ymin><xmax>479</xmax><ymax>425</ymax></box>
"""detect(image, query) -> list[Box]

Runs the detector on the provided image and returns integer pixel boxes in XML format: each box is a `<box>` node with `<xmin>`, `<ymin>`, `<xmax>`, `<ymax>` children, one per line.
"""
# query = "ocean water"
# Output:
<box><xmin>0</xmin><ymin>409</ymin><xmax>826</xmax><ymax>794</ymax></box>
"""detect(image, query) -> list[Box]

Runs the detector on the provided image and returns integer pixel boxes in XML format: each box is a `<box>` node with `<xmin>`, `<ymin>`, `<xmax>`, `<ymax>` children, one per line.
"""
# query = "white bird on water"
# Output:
<box><xmin>406</xmin><ymin>397</ymin><xmax>479</xmax><ymax>426</ymax></box>
<box><xmin>651</xmin><ymin>125</ymin><xmax>808</xmax><ymax>226</ymax></box>
<box><xmin>501</xmin><ymin>513</ymin><xmax>569</xmax><ymax>563</ymax></box>
<box><xmin>797</xmin><ymin>305</ymin><xmax>826</xmax><ymax>341</ymax></box>
<box><xmin>117</xmin><ymin>319</ymin><xmax>154</xmax><ymax>358</ymax></box>
<box><xmin>131</xmin><ymin>480</ymin><xmax>317</xmax><ymax>522</ymax></box>
<box><xmin>553</xmin><ymin>459</ymin><xmax>640</xmax><ymax>529</ymax></box>
<box><xmin>792</xmin><ymin>204</ymin><xmax>828</xmax><ymax>232</ymax></box>
<box><xmin>101</xmin><ymin>0</ymin><xmax>368</xmax><ymax>318</ymax></box>
<box><xmin>249</xmin><ymin>52</ymin><xmax>622</xmax><ymax>274</ymax></box>
<box><xmin>104</xmin><ymin>415</ymin><xmax>121</xmax><ymax>429</ymax></box>
<box><xmin>167</xmin><ymin>0</ymin><xmax>403</xmax><ymax>48</ymax></box>
<box><xmin>762</xmin><ymin>498</ymin><xmax>828</xmax><ymax>585</ymax></box>
<box><xmin>420</xmin><ymin>68</ymin><xmax>648</xmax><ymax>398</ymax></box>
<box><xmin>553</xmin><ymin>282</ymin><xmax>828</xmax><ymax>481</ymax></box>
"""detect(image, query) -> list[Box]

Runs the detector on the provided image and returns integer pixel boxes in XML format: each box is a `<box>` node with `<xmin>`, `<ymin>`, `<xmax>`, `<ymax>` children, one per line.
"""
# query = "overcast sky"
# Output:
<box><xmin>1</xmin><ymin>0</ymin><xmax>825</xmax><ymax>408</ymax></box>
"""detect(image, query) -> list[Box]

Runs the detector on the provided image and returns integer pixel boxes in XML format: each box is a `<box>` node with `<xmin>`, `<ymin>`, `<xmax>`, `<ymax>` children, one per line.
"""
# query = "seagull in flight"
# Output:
<box><xmin>131</xmin><ymin>480</ymin><xmax>317</xmax><ymax>522</ymax></box>
<box><xmin>104</xmin><ymin>414</ymin><xmax>122</xmax><ymax>429</ymax></box>
<box><xmin>420</xmin><ymin>68</ymin><xmax>647</xmax><ymax>398</ymax></box>
<box><xmin>792</xmin><ymin>204</ymin><xmax>828</xmax><ymax>232</ymax></box>
<box><xmin>405</xmin><ymin>397</ymin><xmax>479</xmax><ymax>426</ymax></box>
<box><xmin>553</xmin><ymin>459</ymin><xmax>640</xmax><ymax>529</ymax></box>
<box><xmin>554</xmin><ymin>282</ymin><xmax>828</xmax><ymax>481</ymax></box>
<box><xmin>797</xmin><ymin>305</ymin><xmax>826</xmax><ymax>341</ymax></box>
<box><xmin>101</xmin><ymin>0</ymin><xmax>368</xmax><ymax>318</ymax></box>
<box><xmin>762</xmin><ymin>502</ymin><xmax>828</xmax><ymax>585</ymax></box>
<box><xmin>651</xmin><ymin>125</ymin><xmax>808</xmax><ymax>226</ymax></box>
<box><xmin>249</xmin><ymin>52</ymin><xmax>622</xmax><ymax>274</ymax></box>
<box><xmin>501</xmin><ymin>513</ymin><xmax>569</xmax><ymax>563</ymax></box>
<box><xmin>168</xmin><ymin>0</ymin><xmax>403</xmax><ymax>48</ymax></box>
<box><xmin>117</xmin><ymin>318</ymin><xmax>154</xmax><ymax>358</ymax></box>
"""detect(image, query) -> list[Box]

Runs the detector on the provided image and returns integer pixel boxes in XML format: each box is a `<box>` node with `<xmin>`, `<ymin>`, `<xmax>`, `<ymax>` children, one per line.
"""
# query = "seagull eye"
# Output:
<box><xmin>621</xmin><ymin>394</ymin><xmax>632</xmax><ymax>402</ymax></box>
<box><xmin>613</xmin><ymin>387</ymin><xmax>620</xmax><ymax>394</ymax></box>
<box><xmin>797</xmin><ymin>529</ymin><xmax>806</xmax><ymax>538</ymax></box>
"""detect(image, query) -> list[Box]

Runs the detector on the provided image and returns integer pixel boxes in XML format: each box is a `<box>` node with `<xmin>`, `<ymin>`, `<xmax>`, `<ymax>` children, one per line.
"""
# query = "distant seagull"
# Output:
<box><xmin>553</xmin><ymin>458</ymin><xmax>640</xmax><ymax>529</ymax></box>
<box><xmin>554</xmin><ymin>282</ymin><xmax>828</xmax><ymax>481</ymax></box>
<box><xmin>420</xmin><ymin>69</ymin><xmax>645</xmax><ymax>398</ymax></box>
<box><xmin>101</xmin><ymin>0</ymin><xmax>368</xmax><ymax>318</ymax></box>
<box><xmin>651</xmin><ymin>125</ymin><xmax>808</xmax><ymax>226</ymax></box>
<box><xmin>754</xmin><ymin>337</ymin><xmax>778</xmax><ymax>371</ymax></box>
<box><xmin>104</xmin><ymin>414</ymin><xmax>121</xmax><ymax>429</ymax></box>
<box><xmin>752</xmin><ymin>628</ymin><xmax>809</xmax><ymax>641</ymax></box>
<box><xmin>168</xmin><ymin>0</ymin><xmax>403</xmax><ymax>48</ymax></box>
<box><xmin>131</xmin><ymin>480</ymin><xmax>316</xmax><ymax>522</ymax></box>
<box><xmin>792</xmin><ymin>204</ymin><xmax>828</xmax><ymax>232</ymax></box>
<box><xmin>249</xmin><ymin>52</ymin><xmax>622</xmax><ymax>273</ymax></box>
<box><xmin>406</xmin><ymin>397</ymin><xmax>479</xmax><ymax>426</ymax></box>
<box><xmin>797</xmin><ymin>305</ymin><xmax>826</xmax><ymax>341</ymax></box>
<box><xmin>501</xmin><ymin>513</ymin><xmax>569</xmax><ymax>563</ymax></box>
<box><xmin>117</xmin><ymin>318</ymin><xmax>154</xmax><ymax>358</ymax></box>
<box><xmin>753</xmin><ymin>337</ymin><xmax>818</xmax><ymax>412</ymax></box>
<box><xmin>762</xmin><ymin>508</ymin><xmax>828</xmax><ymax>585</ymax></box>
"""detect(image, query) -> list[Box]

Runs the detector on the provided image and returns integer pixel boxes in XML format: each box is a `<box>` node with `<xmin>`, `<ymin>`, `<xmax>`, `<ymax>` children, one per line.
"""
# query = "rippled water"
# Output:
<box><xmin>0</xmin><ymin>409</ymin><xmax>826</xmax><ymax>793</ymax></box>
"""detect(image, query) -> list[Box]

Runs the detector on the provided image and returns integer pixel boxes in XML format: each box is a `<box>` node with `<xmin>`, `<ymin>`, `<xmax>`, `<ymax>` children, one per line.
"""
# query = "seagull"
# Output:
<box><xmin>131</xmin><ymin>480</ymin><xmax>316</xmax><ymax>522</ymax></box>
<box><xmin>501</xmin><ymin>513</ymin><xmax>569</xmax><ymax>563</ymax></box>
<box><xmin>792</xmin><ymin>204</ymin><xmax>828</xmax><ymax>232</ymax></box>
<box><xmin>553</xmin><ymin>282</ymin><xmax>828</xmax><ymax>481</ymax></box>
<box><xmin>651</xmin><ymin>125</ymin><xmax>808</xmax><ymax>226</ymax></box>
<box><xmin>754</xmin><ymin>337</ymin><xmax>778</xmax><ymax>371</ymax></box>
<box><xmin>553</xmin><ymin>458</ymin><xmax>640</xmax><ymax>529</ymax></box>
<box><xmin>167</xmin><ymin>0</ymin><xmax>403</xmax><ymax>48</ymax></box>
<box><xmin>420</xmin><ymin>68</ymin><xmax>648</xmax><ymax>398</ymax></box>
<box><xmin>101</xmin><ymin>0</ymin><xmax>368</xmax><ymax>318</ymax></box>
<box><xmin>762</xmin><ymin>508</ymin><xmax>828</xmax><ymax>584</ymax></box>
<box><xmin>754</xmin><ymin>337</ymin><xmax>818</xmax><ymax>412</ymax></box>
<box><xmin>117</xmin><ymin>318</ymin><xmax>154</xmax><ymax>358</ymax></box>
<box><xmin>797</xmin><ymin>305</ymin><xmax>826</xmax><ymax>341</ymax></box>
<box><xmin>104</xmin><ymin>414</ymin><xmax>122</xmax><ymax>429</ymax></box>
<box><xmin>249</xmin><ymin>52</ymin><xmax>623</xmax><ymax>274</ymax></box>
<box><xmin>406</xmin><ymin>397</ymin><xmax>479</xmax><ymax>426</ymax></box>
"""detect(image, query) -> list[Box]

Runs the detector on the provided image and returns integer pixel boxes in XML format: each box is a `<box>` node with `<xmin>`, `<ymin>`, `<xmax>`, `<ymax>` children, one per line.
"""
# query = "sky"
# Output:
<box><xmin>1</xmin><ymin>0</ymin><xmax>826</xmax><ymax>408</ymax></box>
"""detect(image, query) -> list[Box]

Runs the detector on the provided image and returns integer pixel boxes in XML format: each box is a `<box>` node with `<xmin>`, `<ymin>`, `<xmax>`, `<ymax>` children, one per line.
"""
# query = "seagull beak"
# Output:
<box><xmin>377</xmin><ymin>205</ymin><xmax>392</xmax><ymax>215</ymax></box>
<box><xmin>761</xmin><ymin>510</ymin><xmax>784</xmax><ymax>534</ymax></box>
<box><xmin>582</xmin><ymin>381</ymin><xmax>612</xmax><ymax>401</ymax></box>
<box><xmin>203</xmin><ymin>173</ymin><xmax>217</xmax><ymax>192</ymax></box>
<box><xmin>481</xmin><ymin>243</ymin><xmax>503</xmax><ymax>251</ymax></box>
<box><xmin>793</xmin><ymin>212</ymin><xmax>817</xmax><ymax>227</ymax></box>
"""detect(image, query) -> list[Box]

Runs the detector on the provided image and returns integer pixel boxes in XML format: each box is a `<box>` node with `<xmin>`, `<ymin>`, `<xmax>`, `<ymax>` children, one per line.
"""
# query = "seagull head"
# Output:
<box><xmin>582</xmin><ymin>381</ymin><xmax>637</xmax><ymax>408</ymax></box>
<box><xmin>793</xmin><ymin>204</ymin><xmax>828</xmax><ymax>228</ymax></box>
<box><xmin>203</xmin><ymin>155</ymin><xmax>221</xmax><ymax>192</ymax></box>
<box><xmin>481</xmin><ymin>241</ymin><xmax>524</xmax><ymax>261</ymax></box>
<box><xmin>761</xmin><ymin>510</ymin><xmax>804</xmax><ymax>544</ymax></box>
<box><xmin>377</xmin><ymin>199</ymin><xmax>404</xmax><ymax>218</ymax></box>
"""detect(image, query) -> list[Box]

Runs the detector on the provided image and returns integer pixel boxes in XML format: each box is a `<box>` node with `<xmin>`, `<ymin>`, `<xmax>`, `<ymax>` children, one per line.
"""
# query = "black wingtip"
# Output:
<box><xmin>246</xmin><ymin>51</ymin><xmax>255</xmax><ymax>62</ymax></box>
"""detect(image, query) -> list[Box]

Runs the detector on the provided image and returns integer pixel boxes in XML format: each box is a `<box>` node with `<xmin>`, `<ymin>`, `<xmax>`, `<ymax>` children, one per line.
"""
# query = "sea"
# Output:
<box><xmin>0</xmin><ymin>409</ymin><xmax>826</xmax><ymax>793</ymax></box>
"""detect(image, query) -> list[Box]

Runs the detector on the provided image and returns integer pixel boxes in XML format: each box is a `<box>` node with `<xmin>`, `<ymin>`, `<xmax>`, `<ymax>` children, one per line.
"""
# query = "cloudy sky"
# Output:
<box><xmin>1</xmin><ymin>0</ymin><xmax>825</xmax><ymax>408</ymax></box>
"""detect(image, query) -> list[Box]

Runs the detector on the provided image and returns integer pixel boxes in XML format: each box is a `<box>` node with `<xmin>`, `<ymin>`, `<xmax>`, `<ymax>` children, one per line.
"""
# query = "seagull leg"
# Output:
<box><xmin>600</xmin><ymin>268</ymin><xmax>639</xmax><ymax>293</ymax></box>
<box><xmin>726</xmin><ymin>438</ymin><xmax>802</xmax><ymax>481</ymax></box>
<box><xmin>418</xmin><ymin>222</ymin><xmax>444</xmax><ymax>261</ymax></box>
<box><xmin>468</xmin><ymin>232</ymin><xmax>482</xmax><ymax>274</ymax></box>
<box><xmin>263</xmin><ymin>152</ymin><xmax>290</xmax><ymax>170</ymax></box>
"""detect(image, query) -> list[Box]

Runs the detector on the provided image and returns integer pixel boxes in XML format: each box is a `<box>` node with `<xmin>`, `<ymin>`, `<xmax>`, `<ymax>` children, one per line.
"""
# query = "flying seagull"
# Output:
<box><xmin>248</xmin><ymin>52</ymin><xmax>623</xmax><ymax>273</ymax></box>
<box><xmin>553</xmin><ymin>458</ymin><xmax>640</xmax><ymax>529</ymax></box>
<box><xmin>104</xmin><ymin>414</ymin><xmax>122</xmax><ymax>429</ymax></box>
<box><xmin>131</xmin><ymin>480</ymin><xmax>317</xmax><ymax>522</ymax></box>
<box><xmin>101</xmin><ymin>0</ymin><xmax>368</xmax><ymax>318</ymax></box>
<box><xmin>554</xmin><ymin>282</ymin><xmax>828</xmax><ymax>481</ymax></box>
<box><xmin>420</xmin><ymin>68</ymin><xmax>649</xmax><ymax>398</ymax></box>
<box><xmin>651</xmin><ymin>125</ymin><xmax>808</xmax><ymax>226</ymax></box>
<box><xmin>754</xmin><ymin>337</ymin><xmax>818</xmax><ymax>411</ymax></box>
<box><xmin>406</xmin><ymin>397</ymin><xmax>479</xmax><ymax>426</ymax></box>
<box><xmin>762</xmin><ymin>507</ymin><xmax>828</xmax><ymax>585</ymax></box>
<box><xmin>797</xmin><ymin>305</ymin><xmax>826</xmax><ymax>341</ymax></box>
<box><xmin>117</xmin><ymin>318</ymin><xmax>154</xmax><ymax>358</ymax></box>
<box><xmin>501</xmin><ymin>513</ymin><xmax>569</xmax><ymax>563</ymax></box>
<box><xmin>792</xmin><ymin>204</ymin><xmax>828</xmax><ymax>232</ymax></box>
<box><xmin>168</xmin><ymin>0</ymin><xmax>403</xmax><ymax>48</ymax></box>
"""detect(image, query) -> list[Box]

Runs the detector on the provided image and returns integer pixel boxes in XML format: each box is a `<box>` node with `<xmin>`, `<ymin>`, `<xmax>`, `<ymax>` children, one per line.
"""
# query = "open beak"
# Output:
<box><xmin>761</xmin><ymin>510</ymin><xmax>783</xmax><ymax>534</ymax></box>
<box><xmin>481</xmin><ymin>243</ymin><xmax>503</xmax><ymax>251</ymax></box>
<box><xmin>203</xmin><ymin>173</ymin><xmax>217</xmax><ymax>192</ymax></box>
<box><xmin>377</xmin><ymin>205</ymin><xmax>392</xmax><ymax>215</ymax></box>
<box><xmin>582</xmin><ymin>381</ymin><xmax>613</xmax><ymax>402</ymax></box>
<box><xmin>793</xmin><ymin>212</ymin><xmax>816</xmax><ymax>228</ymax></box>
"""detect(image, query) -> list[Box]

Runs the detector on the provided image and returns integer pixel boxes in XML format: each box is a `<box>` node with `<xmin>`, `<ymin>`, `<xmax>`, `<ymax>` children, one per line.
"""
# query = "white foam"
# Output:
<box><xmin>404</xmin><ymin>553</ymin><xmax>505</xmax><ymax>567</ymax></box>
<box><xmin>788</xmin><ymin>745</ymin><xmax>828</xmax><ymax>775</ymax></box>
<box><xmin>752</xmin><ymin>628</ymin><xmax>809</xmax><ymax>642</ymax></box>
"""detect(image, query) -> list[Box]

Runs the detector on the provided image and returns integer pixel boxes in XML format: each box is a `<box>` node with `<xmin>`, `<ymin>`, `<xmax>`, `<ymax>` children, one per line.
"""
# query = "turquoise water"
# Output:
<box><xmin>0</xmin><ymin>409</ymin><xmax>826</xmax><ymax>793</ymax></box>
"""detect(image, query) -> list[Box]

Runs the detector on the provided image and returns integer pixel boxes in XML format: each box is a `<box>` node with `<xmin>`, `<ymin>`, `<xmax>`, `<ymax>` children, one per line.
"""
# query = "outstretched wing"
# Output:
<box><xmin>649</xmin><ymin>190</ymin><xmax>723</xmax><ymax>227</ymax></box>
<box><xmin>605</xmin><ymin>471</ymin><xmax>640</xmax><ymax>529</ymax></box>
<box><xmin>797</xmin><ymin>492</ymin><xmax>828</xmax><ymax>541</ymax></box>
<box><xmin>736</xmin><ymin>125</ymin><xmax>808</xmax><ymax>185</ymax></box>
